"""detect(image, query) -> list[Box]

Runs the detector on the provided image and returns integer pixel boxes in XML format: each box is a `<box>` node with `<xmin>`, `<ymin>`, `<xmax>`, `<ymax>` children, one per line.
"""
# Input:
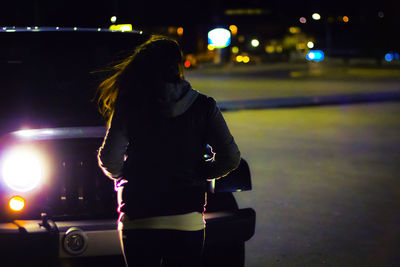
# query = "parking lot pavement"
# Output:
<box><xmin>185</xmin><ymin>63</ymin><xmax>400</xmax><ymax>105</ymax></box>
<box><xmin>222</xmin><ymin>102</ymin><xmax>400</xmax><ymax>266</ymax></box>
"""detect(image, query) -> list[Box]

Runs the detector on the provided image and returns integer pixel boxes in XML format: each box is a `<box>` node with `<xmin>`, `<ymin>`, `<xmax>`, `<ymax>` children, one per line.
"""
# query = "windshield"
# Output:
<box><xmin>0</xmin><ymin>31</ymin><xmax>146</xmax><ymax>135</ymax></box>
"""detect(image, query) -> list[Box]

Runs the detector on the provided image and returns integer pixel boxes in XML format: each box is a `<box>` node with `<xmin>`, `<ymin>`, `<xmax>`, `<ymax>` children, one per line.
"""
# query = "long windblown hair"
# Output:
<box><xmin>96</xmin><ymin>34</ymin><xmax>184</xmax><ymax>123</ymax></box>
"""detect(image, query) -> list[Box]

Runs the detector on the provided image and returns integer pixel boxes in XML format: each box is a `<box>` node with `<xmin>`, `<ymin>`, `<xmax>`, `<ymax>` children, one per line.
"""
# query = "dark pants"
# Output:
<box><xmin>122</xmin><ymin>228</ymin><xmax>205</xmax><ymax>267</ymax></box>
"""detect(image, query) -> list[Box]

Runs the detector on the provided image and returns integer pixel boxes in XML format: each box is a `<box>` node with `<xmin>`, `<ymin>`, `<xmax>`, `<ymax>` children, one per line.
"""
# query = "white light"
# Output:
<box><xmin>98</xmin><ymin>28</ymin><xmax>101</xmax><ymax>31</ymax></box>
<box><xmin>251</xmin><ymin>39</ymin><xmax>260</xmax><ymax>47</ymax></box>
<box><xmin>56</xmin><ymin>27</ymin><xmax>59</xmax><ymax>30</ymax></box>
<box><xmin>111</xmin><ymin>16</ymin><xmax>117</xmax><ymax>23</ymax></box>
<box><xmin>312</xmin><ymin>13</ymin><xmax>321</xmax><ymax>20</ymax></box>
<box><xmin>2</xmin><ymin>147</ymin><xmax>45</xmax><ymax>192</ymax></box>
<box><xmin>14</xmin><ymin>129</ymin><xmax>36</xmax><ymax>137</ymax></box>
<box><xmin>307</xmin><ymin>41</ymin><xmax>314</xmax><ymax>48</ymax></box>
<box><xmin>73</xmin><ymin>27</ymin><xmax>77</xmax><ymax>31</ymax></box>
<box><xmin>208</xmin><ymin>28</ymin><xmax>231</xmax><ymax>48</ymax></box>
<box><xmin>119</xmin><ymin>25</ymin><xmax>131</xmax><ymax>31</ymax></box>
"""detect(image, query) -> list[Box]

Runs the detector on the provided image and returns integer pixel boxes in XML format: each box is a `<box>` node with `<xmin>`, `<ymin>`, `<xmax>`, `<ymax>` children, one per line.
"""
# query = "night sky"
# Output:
<box><xmin>1</xmin><ymin>0</ymin><xmax>399</xmax><ymax>27</ymax></box>
<box><xmin>1</xmin><ymin>0</ymin><xmax>399</xmax><ymax>54</ymax></box>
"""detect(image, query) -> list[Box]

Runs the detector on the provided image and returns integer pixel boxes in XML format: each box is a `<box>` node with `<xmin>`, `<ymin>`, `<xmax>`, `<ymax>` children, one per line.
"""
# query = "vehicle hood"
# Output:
<box><xmin>1</xmin><ymin>126</ymin><xmax>106</xmax><ymax>143</ymax></box>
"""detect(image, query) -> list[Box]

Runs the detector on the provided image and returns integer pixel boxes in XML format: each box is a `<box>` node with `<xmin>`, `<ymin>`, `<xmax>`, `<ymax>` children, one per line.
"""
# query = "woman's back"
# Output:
<box><xmin>96</xmin><ymin>34</ymin><xmax>240</xmax><ymax>266</ymax></box>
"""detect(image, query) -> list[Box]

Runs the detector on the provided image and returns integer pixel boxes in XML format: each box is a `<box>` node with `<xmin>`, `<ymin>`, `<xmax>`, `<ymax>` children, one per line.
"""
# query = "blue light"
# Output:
<box><xmin>394</xmin><ymin>53</ymin><xmax>400</xmax><ymax>60</ymax></box>
<box><xmin>306</xmin><ymin>50</ymin><xmax>324</xmax><ymax>62</ymax></box>
<box><xmin>385</xmin><ymin>53</ymin><xmax>394</xmax><ymax>62</ymax></box>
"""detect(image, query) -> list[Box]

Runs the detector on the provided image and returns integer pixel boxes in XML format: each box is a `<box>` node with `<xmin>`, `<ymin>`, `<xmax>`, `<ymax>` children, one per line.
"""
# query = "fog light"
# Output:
<box><xmin>9</xmin><ymin>196</ymin><xmax>25</xmax><ymax>211</ymax></box>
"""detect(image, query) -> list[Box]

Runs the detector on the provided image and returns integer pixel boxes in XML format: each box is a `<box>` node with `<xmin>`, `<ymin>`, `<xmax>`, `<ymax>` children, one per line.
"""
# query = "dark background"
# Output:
<box><xmin>1</xmin><ymin>0</ymin><xmax>399</xmax><ymax>54</ymax></box>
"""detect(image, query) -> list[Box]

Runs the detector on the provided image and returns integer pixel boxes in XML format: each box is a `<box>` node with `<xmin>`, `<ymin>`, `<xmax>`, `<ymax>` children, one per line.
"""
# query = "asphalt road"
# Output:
<box><xmin>185</xmin><ymin>62</ymin><xmax>400</xmax><ymax>102</ymax></box>
<box><xmin>222</xmin><ymin>102</ymin><xmax>400</xmax><ymax>266</ymax></box>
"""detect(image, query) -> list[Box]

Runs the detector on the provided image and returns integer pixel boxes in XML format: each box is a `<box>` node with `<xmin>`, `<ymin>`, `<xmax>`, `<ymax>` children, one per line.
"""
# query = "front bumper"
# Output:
<box><xmin>0</xmin><ymin>208</ymin><xmax>255</xmax><ymax>266</ymax></box>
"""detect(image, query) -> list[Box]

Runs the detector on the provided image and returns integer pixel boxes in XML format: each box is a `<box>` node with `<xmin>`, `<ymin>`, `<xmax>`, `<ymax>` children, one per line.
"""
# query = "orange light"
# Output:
<box><xmin>343</xmin><ymin>16</ymin><xmax>349</xmax><ymax>22</ymax></box>
<box><xmin>177</xmin><ymin>27</ymin><xmax>184</xmax><ymax>36</ymax></box>
<box><xmin>9</xmin><ymin>196</ymin><xmax>25</xmax><ymax>211</ymax></box>
<box><xmin>229</xmin><ymin>25</ymin><xmax>238</xmax><ymax>35</ymax></box>
<box><xmin>184</xmin><ymin>60</ymin><xmax>191</xmax><ymax>68</ymax></box>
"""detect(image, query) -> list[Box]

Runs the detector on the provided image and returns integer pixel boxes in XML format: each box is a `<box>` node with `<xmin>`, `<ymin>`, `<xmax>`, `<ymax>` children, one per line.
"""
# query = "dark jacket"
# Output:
<box><xmin>98</xmin><ymin>80</ymin><xmax>240</xmax><ymax>219</ymax></box>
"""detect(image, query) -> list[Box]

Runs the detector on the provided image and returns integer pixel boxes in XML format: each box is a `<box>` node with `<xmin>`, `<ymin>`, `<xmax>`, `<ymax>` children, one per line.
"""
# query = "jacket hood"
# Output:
<box><xmin>155</xmin><ymin>80</ymin><xmax>199</xmax><ymax>118</ymax></box>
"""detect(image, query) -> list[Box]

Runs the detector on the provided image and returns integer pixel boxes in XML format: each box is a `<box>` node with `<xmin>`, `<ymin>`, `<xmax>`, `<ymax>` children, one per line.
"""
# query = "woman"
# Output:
<box><xmin>97</xmin><ymin>35</ymin><xmax>241</xmax><ymax>267</ymax></box>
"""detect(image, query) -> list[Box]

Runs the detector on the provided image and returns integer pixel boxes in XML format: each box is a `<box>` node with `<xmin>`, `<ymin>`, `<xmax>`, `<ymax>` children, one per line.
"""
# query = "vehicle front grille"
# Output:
<box><xmin>37</xmin><ymin>138</ymin><xmax>118</xmax><ymax>220</ymax></box>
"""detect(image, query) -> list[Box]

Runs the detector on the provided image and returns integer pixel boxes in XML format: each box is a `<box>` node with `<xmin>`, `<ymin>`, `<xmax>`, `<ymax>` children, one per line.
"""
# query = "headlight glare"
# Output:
<box><xmin>2</xmin><ymin>147</ymin><xmax>45</xmax><ymax>192</ymax></box>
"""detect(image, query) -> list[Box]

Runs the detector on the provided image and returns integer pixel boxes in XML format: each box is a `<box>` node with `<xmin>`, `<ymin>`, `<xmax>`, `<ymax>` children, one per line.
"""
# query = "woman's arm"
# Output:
<box><xmin>203</xmin><ymin>97</ymin><xmax>241</xmax><ymax>180</ymax></box>
<box><xmin>97</xmin><ymin>108</ymin><xmax>129</xmax><ymax>179</ymax></box>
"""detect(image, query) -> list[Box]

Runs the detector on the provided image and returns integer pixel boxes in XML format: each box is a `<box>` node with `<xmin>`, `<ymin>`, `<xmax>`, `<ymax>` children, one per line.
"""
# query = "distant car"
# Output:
<box><xmin>0</xmin><ymin>28</ymin><xmax>255</xmax><ymax>266</ymax></box>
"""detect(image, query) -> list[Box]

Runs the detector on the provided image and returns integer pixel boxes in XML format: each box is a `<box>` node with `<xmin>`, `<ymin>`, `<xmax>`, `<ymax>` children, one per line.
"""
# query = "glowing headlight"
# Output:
<box><xmin>1</xmin><ymin>147</ymin><xmax>45</xmax><ymax>192</ymax></box>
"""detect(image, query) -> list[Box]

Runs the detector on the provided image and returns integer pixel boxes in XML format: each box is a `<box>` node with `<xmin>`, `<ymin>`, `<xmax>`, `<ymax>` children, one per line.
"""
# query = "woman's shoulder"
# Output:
<box><xmin>188</xmin><ymin>93</ymin><xmax>219</xmax><ymax>119</ymax></box>
<box><xmin>194</xmin><ymin>92</ymin><xmax>216</xmax><ymax>107</ymax></box>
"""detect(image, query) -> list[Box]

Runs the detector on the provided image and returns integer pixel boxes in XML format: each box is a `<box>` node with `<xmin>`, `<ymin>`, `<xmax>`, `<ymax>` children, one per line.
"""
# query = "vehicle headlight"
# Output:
<box><xmin>1</xmin><ymin>147</ymin><xmax>45</xmax><ymax>192</ymax></box>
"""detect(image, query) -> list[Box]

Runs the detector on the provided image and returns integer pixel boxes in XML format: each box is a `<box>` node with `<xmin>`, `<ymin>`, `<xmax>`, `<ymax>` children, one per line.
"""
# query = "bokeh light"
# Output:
<box><xmin>208</xmin><ymin>28</ymin><xmax>231</xmax><ymax>48</ymax></box>
<box><xmin>236</xmin><ymin>55</ymin><xmax>243</xmax><ymax>62</ymax></box>
<box><xmin>251</xmin><ymin>39</ymin><xmax>260</xmax><ymax>47</ymax></box>
<box><xmin>299</xmin><ymin>17</ymin><xmax>307</xmax><ymax>23</ymax></box>
<box><xmin>265</xmin><ymin>45</ymin><xmax>275</xmax><ymax>53</ymax></box>
<box><xmin>307</xmin><ymin>41</ymin><xmax>314</xmax><ymax>49</ymax></box>
<box><xmin>297</xmin><ymin>43</ymin><xmax>306</xmax><ymax>50</ymax></box>
<box><xmin>109</xmin><ymin>24</ymin><xmax>132</xmax><ymax>32</ymax></box>
<box><xmin>110</xmin><ymin>16</ymin><xmax>117</xmax><ymax>23</ymax></box>
<box><xmin>343</xmin><ymin>16</ymin><xmax>349</xmax><ymax>23</ymax></box>
<box><xmin>177</xmin><ymin>27</ymin><xmax>184</xmax><ymax>36</ymax></box>
<box><xmin>289</xmin><ymin>27</ymin><xmax>301</xmax><ymax>34</ymax></box>
<box><xmin>232</xmin><ymin>46</ymin><xmax>239</xmax><ymax>53</ymax></box>
<box><xmin>312</xmin><ymin>13</ymin><xmax>321</xmax><ymax>20</ymax></box>
<box><xmin>229</xmin><ymin>25</ymin><xmax>238</xmax><ymax>35</ymax></box>
<box><xmin>306</xmin><ymin>50</ymin><xmax>325</xmax><ymax>62</ymax></box>
<box><xmin>184</xmin><ymin>60</ymin><xmax>191</xmax><ymax>68</ymax></box>
<box><xmin>385</xmin><ymin>53</ymin><xmax>394</xmax><ymax>62</ymax></box>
